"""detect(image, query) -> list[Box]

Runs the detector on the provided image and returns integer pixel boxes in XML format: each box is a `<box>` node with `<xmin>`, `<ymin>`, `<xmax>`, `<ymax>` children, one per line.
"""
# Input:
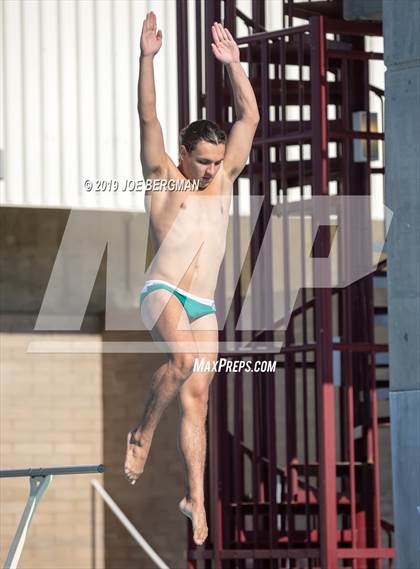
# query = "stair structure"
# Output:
<box><xmin>177</xmin><ymin>1</ymin><xmax>393</xmax><ymax>567</ymax></box>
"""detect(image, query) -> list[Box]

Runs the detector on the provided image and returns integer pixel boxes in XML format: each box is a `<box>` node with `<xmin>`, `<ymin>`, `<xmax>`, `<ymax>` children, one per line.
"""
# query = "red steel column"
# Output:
<box><xmin>310</xmin><ymin>16</ymin><xmax>338</xmax><ymax>569</ymax></box>
<box><xmin>204</xmin><ymin>3</ymin><xmax>223</xmax><ymax>567</ymax></box>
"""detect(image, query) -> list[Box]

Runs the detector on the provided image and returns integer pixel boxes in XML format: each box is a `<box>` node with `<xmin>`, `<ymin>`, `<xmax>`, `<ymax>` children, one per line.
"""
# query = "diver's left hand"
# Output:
<box><xmin>211</xmin><ymin>22</ymin><xmax>240</xmax><ymax>64</ymax></box>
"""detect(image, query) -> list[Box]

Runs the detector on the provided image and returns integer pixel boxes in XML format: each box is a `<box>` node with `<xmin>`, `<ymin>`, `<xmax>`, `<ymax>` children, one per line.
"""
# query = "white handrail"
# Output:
<box><xmin>90</xmin><ymin>480</ymin><xmax>170</xmax><ymax>569</ymax></box>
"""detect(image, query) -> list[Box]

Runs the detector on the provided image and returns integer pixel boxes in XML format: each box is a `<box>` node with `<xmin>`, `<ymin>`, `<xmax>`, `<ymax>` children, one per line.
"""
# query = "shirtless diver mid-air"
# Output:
<box><xmin>124</xmin><ymin>11</ymin><xmax>259</xmax><ymax>546</ymax></box>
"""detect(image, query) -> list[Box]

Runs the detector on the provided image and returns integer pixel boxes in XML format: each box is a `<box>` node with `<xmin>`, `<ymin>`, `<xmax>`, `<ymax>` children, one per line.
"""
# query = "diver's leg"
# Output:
<box><xmin>177</xmin><ymin>313</ymin><xmax>218</xmax><ymax>545</ymax></box>
<box><xmin>124</xmin><ymin>289</ymin><xmax>198</xmax><ymax>484</ymax></box>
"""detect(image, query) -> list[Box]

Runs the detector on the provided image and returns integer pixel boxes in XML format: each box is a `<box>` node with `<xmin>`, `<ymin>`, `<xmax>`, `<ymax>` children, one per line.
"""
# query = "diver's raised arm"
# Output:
<box><xmin>138</xmin><ymin>11</ymin><xmax>167</xmax><ymax>178</ymax></box>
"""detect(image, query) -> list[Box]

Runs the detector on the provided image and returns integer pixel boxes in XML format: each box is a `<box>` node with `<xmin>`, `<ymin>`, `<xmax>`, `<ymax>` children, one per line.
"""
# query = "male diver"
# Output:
<box><xmin>124</xmin><ymin>11</ymin><xmax>259</xmax><ymax>546</ymax></box>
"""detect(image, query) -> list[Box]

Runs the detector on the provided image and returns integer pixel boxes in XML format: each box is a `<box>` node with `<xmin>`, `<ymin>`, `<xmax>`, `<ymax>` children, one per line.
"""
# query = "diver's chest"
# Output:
<box><xmin>177</xmin><ymin>194</ymin><xmax>228</xmax><ymax>219</ymax></box>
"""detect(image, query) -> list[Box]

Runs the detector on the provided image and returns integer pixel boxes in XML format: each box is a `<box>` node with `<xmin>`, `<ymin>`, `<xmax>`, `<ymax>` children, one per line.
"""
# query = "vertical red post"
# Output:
<box><xmin>205</xmin><ymin>2</ymin><xmax>223</xmax><ymax>567</ymax></box>
<box><xmin>310</xmin><ymin>15</ymin><xmax>338</xmax><ymax>569</ymax></box>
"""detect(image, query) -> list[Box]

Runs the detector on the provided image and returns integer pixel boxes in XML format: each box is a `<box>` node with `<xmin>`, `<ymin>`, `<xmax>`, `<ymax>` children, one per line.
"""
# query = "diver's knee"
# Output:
<box><xmin>170</xmin><ymin>352</ymin><xmax>198</xmax><ymax>381</ymax></box>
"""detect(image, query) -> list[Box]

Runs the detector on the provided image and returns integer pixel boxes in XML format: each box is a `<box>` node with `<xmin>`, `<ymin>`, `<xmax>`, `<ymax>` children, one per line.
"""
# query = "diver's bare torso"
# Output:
<box><xmin>145</xmin><ymin>156</ymin><xmax>232</xmax><ymax>299</ymax></box>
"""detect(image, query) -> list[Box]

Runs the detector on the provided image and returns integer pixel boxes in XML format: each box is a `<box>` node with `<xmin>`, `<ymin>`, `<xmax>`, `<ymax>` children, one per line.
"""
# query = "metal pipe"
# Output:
<box><xmin>0</xmin><ymin>464</ymin><xmax>104</xmax><ymax>478</ymax></box>
<box><xmin>90</xmin><ymin>480</ymin><xmax>170</xmax><ymax>569</ymax></box>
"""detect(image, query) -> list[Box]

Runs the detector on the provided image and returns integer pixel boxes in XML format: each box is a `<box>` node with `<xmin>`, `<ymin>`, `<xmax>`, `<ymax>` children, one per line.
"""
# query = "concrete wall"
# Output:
<box><xmin>383</xmin><ymin>1</ymin><xmax>420</xmax><ymax>567</ymax></box>
<box><xmin>343</xmin><ymin>0</ymin><xmax>382</xmax><ymax>21</ymax></box>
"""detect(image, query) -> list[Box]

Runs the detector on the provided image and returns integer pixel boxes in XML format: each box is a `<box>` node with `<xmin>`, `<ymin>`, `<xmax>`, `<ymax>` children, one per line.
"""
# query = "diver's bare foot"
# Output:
<box><xmin>179</xmin><ymin>496</ymin><xmax>208</xmax><ymax>545</ymax></box>
<box><xmin>124</xmin><ymin>429</ymin><xmax>151</xmax><ymax>485</ymax></box>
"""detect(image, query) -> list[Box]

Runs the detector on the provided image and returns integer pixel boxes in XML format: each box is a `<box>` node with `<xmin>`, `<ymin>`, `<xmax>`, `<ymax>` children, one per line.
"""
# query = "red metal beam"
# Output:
<box><xmin>310</xmin><ymin>15</ymin><xmax>338</xmax><ymax>569</ymax></box>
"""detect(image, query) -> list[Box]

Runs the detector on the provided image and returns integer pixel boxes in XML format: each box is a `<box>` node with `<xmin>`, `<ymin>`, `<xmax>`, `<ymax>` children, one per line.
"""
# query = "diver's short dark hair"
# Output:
<box><xmin>179</xmin><ymin>119</ymin><xmax>227</xmax><ymax>152</ymax></box>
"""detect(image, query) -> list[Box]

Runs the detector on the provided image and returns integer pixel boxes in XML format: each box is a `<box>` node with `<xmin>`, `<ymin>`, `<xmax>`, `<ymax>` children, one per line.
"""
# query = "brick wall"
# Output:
<box><xmin>0</xmin><ymin>330</ymin><xmax>105</xmax><ymax>569</ymax></box>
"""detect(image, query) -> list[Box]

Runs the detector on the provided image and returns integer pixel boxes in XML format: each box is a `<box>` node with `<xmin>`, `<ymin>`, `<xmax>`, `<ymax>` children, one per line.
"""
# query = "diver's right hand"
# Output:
<box><xmin>140</xmin><ymin>11</ymin><xmax>162</xmax><ymax>57</ymax></box>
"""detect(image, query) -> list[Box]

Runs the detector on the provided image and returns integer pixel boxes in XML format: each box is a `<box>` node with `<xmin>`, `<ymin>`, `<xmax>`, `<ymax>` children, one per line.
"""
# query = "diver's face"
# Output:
<box><xmin>180</xmin><ymin>141</ymin><xmax>225</xmax><ymax>188</ymax></box>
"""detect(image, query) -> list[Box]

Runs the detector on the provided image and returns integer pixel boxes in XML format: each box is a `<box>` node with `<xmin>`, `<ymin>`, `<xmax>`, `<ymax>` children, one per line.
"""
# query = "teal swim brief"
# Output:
<box><xmin>140</xmin><ymin>279</ymin><xmax>216</xmax><ymax>322</ymax></box>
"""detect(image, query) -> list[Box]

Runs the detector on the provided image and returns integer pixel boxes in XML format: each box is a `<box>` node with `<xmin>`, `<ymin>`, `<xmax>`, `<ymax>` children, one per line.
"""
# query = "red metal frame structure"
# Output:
<box><xmin>176</xmin><ymin>1</ymin><xmax>393</xmax><ymax>567</ymax></box>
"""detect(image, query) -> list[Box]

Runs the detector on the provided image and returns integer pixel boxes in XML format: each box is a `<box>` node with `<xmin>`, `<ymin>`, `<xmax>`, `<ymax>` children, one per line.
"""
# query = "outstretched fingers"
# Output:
<box><xmin>217</xmin><ymin>22</ymin><xmax>228</xmax><ymax>40</ymax></box>
<box><xmin>219</xmin><ymin>22</ymin><xmax>227</xmax><ymax>40</ymax></box>
<box><xmin>212</xmin><ymin>22</ymin><xmax>235</xmax><ymax>45</ymax></box>
<box><xmin>217</xmin><ymin>22</ymin><xmax>232</xmax><ymax>40</ymax></box>
<box><xmin>145</xmin><ymin>10</ymin><xmax>156</xmax><ymax>32</ymax></box>
<box><xmin>211</xmin><ymin>42</ymin><xmax>221</xmax><ymax>57</ymax></box>
<box><xmin>151</xmin><ymin>11</ymin><xmax>157</xmax><ymax>31</ymax></box>
<box><xmin>145</xmin><ymin>12</ymin><xmax>150</xmax><ymax>31</ymax></box>
<box><xmin>212</xmin><ymin>22</ymin><xmax>223</xmax><ymax>43</ymax></box>
<box><xmin>211</xmin><ymin>24</ymin><xmax>219</xmax><ymax>44</ymax></box>
<box><xmin>225</xmin><ymin>27</ymin><xmax>234</xmax><ymax>41</ymax></box>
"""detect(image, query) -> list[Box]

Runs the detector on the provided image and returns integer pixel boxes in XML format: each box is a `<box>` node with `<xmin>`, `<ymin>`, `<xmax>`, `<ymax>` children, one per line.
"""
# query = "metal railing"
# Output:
<box><xmin>0</xmin><ymin>464</ymin><xmax>170</xmax><ymax>569</ymax></box>
<box><xmin>0</xmin><ymin>464</ymin><xmax>104</xmax><ymax>569</ymax></box>
<box><xmin>90</xmin><ymin>479</ymin><xmax>170</xmax><ymax>569</ymax></box>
